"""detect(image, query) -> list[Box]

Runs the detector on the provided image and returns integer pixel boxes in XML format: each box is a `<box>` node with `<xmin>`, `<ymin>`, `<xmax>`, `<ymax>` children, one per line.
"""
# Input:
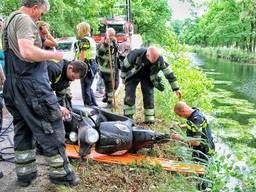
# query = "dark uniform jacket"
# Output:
<box><xmin>47</xmin><ymin>60</ymin><xmax>72</xmax><ymax>108</ymax></box>
<box><xmin>97</xmin><ymin>38</ymin><xmax>119</xmax><ymax>73</ymax></box>
<box><xmin>48</xmin><ymin>60</ymin><xmax>70</xmax><ymax>92</ymax></box>
<box><xmin>186</xmin><ymin>108</ymin><xmax>215</xmax><ymax>156</ymax></box>
<box><xmin>121</xmin><ymin>48</ymin><xmax>179</xmax><ymax>92</ymax></box>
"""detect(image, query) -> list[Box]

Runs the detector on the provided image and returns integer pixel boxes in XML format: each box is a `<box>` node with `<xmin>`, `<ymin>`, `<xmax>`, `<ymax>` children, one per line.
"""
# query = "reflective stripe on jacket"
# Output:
<box><xmin>97</xmin><ymin>39</ymin><xmax>119</xmax><ymax>74</ymax></box>
<box><xmin>121</xmin><ymin>48</ymin><xmax>179</xmax><ymax>91</ymax></box>
<box><xmin>75</xmin><ymin>36</ymin><xmax>97</xmax><ymax>60</ymax></box>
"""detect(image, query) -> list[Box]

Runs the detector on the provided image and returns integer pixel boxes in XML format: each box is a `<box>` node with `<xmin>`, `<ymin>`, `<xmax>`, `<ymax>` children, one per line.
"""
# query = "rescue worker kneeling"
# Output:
<box><xmin>2</xmin><ymin>0</ymin><xmax>80</xmax><ymax>187</ymax></box>
<box><xmin>171</xmin><ymin>102</ymin><xmax>215</xmax><ymax>162</ymax></box>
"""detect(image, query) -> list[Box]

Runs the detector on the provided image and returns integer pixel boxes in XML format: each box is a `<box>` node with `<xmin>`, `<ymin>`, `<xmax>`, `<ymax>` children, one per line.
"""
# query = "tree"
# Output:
<box><xmin>131</xmin><ymin>0</ymin><xmax>172</xmax><ymax>45</ymax></box>
<box><xmin>181</xmin><ymin>0</ymin><xmax>256</xmax><ymax>52</ymax></box>
<box><xmin>0</xmin><ymin>0</ymin><xmax>116</xmax><ymax>37</ymax></box>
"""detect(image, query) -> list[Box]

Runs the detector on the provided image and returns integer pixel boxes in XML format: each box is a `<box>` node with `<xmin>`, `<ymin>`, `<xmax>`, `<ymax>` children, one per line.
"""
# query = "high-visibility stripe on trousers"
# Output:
<box><xmin>15</xmin><ymin>149</ymin><xmax>37</xmax><ymax>177</ymax></box>
<box><xmin>47</xmin><ymin>154</ymin><xmax>73</xmax><ymax>178</ymax></box>
<box><xmin>144</xmin><ymin>108</ymin><xmax>155</xmax><ymax>123</ymax></box>
<box><xmin>124</xmin><ymin>104</ymin><xmax>136</xmax><ymax>118</ymax></box>
<box><xmin>107</xmin><ymin>91</ymin><xmax>113</xmax><ymax>104</ymax></box>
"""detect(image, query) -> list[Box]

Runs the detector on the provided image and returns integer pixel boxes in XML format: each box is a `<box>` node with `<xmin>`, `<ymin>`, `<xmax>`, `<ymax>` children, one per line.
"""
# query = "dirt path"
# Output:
<box><xmin>0</xmin><ymin>107</ymin><xmax>51</xmax><ymax>192</ymax></box>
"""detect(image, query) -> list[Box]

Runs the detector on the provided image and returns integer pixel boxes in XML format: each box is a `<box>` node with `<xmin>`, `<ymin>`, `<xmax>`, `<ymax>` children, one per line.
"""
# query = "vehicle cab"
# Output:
<box><xmin>93</xmin><ymin>18</ymin><xmax>133</xmax><ymax>44</ymax></box>
<box><xmin>56</xmin><ymin>37</ymin><xmax>77</xmax><ymax>61</ymax></box>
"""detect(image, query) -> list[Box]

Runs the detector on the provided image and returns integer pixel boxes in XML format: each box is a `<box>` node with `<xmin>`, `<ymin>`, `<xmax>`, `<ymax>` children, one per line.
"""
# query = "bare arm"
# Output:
<box><xmin>175</xmin><ymin>90</ymin><xmax>182</xmax><ymax>99</ymax></box>
<box><xmin>179</xmin><ymin>124</ymin><xmax>187</xmax><ymax>129</ymax></box>
<box><xmin>186</xmin><ymin>137</ymin><xmax>201</xmax><ymax>146</ymax></box>
<box><xmin>18</xmin><ymin>39</ymin><xmax>63</xmax><ymax>62</ymax></box>
<box><xmin>45</xmin><ymin>32</ymin><xmax>57</xmax><ymax>47</ymax></box>
<box><xmin>171</xmin><ymin>133</ymin><xmax>201</xmax><ymax>146</ymax></box>
<box><xmin>79</xmin><ymin>50</ymin><xmax>86</xmax><ymax>61</ymax></box>
<box><xmin>43</xmin><ymin>38</ymin><xmax>57</xmax><ymax>48</ymax></box>
<box><xmin>41</xmin><ymin>27</ymin><xmax>57</xmax><ymax>48</ymax></box>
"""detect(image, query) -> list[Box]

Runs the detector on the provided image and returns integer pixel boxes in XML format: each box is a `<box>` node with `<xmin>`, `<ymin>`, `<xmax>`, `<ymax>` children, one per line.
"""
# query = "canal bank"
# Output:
<box><xmin>189</xmin><ymin>52</ymin><xmax>256</xmax><ymax>191</ymax></box>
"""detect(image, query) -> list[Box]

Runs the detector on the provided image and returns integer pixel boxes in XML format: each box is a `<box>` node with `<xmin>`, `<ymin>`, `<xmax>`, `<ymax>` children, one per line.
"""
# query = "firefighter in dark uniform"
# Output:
<box><xmin>97</xmin><ymin>28</ymin><xmax>120</xmax><ymax>108</ymax></box>
<box><xmin>121</xmin><ymin>47</ymin><xmax>182</xmax><ymax>124</ymax></box>
<box><xmin>47</xmin><ymin>60</ymin><xmax>88</xmax><ymax>109</ymax></box>
<box><xmin>172</xmin><ymin>101</ymin><xmax>215</xmax><ymax>162</ymax></box>
<box><xmin>75</xmin><ymin>22</ymin><xmax>98</xmax><ymax>106</ymax></box>
<box><xmin>2</xmin><ymin>0</ymin><xmax>79</xmax><ymax>187</ymax></box>
<box><xmin>36</xmin><ymin>60</ymin><xmax>88</xmax><ymax>154</ymax></box>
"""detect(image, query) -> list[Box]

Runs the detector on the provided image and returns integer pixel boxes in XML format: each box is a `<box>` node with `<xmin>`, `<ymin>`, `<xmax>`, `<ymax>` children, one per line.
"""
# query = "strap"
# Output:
<box><xmin>3</xmin><ymin>12</ymin><xmax>22</xmax><ymax>50</ymax></box>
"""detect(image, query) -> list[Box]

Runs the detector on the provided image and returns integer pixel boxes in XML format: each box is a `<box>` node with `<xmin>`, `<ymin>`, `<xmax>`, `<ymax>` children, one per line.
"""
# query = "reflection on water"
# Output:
<box><xmin>188</xmin><ymin>53</ymin><xmax>256</xmax><ymax>157</ymax></box>
<box><xmin>199</xmin><ymin>56</ymin><xmax>256</xmax><ymax>101</ymax></box>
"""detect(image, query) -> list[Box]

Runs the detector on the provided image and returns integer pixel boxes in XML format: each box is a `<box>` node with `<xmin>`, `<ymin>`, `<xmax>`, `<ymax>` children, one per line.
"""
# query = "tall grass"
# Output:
<box><xmin>192</xmin><ymin>46</ymin><xmax>256</xmax><ymax>64</ymax></box>
<box><xmin>155</xmin><ymin>47</ymin><xmax>256</xmax><ymax>191</ymax></box>
<box><xmin>155</xmin><ymin>50</ymin><xmax>213</xmax><ymax>123</ymax></box>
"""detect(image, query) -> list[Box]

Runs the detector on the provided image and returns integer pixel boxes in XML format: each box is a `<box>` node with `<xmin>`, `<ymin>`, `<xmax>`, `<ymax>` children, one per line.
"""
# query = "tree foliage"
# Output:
<box><xmin>132</xmin><ymin>0</ymin><xmax>172</xmax><ymax>45</ymax></box>
<box><xmin>0</xmin><ymin>0</ymin><xmax>116</xmax><ymax>37</ymax></box>
<box><xmin>0</xmin><ymin>0</ymin><xmax>174</xmax><ymax>46</ymax></box>
<box><xmin>181</xmin><ymin>0</ymin><xmax>256</xmax><ymax>52</ymax></box>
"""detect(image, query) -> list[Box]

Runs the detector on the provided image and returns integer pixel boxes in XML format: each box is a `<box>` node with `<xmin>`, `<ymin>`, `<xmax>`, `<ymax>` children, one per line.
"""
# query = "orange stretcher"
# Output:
<box><xmin>66</xmin><ymin>144</ymin><xmax>205</xmax><ymax>175</ymax></box>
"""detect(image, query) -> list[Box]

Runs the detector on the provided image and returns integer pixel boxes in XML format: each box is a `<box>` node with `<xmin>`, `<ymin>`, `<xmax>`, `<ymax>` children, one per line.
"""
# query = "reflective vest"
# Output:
<box><xmin>186</xmin><ymin>108</ymin><xmax>215</xmax><ymax>150</ymax></box>
<box><xmin>75</xmin><ymin>36</ymin><xmax>97</xmax><ymax>61</ymax></box>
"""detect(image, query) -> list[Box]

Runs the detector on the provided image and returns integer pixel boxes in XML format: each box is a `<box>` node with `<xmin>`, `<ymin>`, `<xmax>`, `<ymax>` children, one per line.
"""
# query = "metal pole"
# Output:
<box><xmin>126</xmin><ymin>0</ymin><xmax>128</xmax><ymax>21</ymax></box>
<box><xmin>128</xmin><ymin>0</ymin><xmax>131</xmax><ymax>22</ymax></box>
<box><xmin>126</xmin><ymin>0</ymin><xmax>131</xmax><ymax>22</ymax></box>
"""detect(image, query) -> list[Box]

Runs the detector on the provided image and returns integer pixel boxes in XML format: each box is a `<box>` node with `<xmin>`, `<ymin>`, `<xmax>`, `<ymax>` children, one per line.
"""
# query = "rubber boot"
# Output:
<box><xmin>144</xmin><ymin>121</ymin><xmax>155</xmax><ymax>125</ymax></box>
<box><xmin>50</xmin><ymin>172</ymin><xmax>80</xmax><ymax>186</ymax></box>
<box><xmin>102</xmin><ymin>96</ymin><xmax>107</xmax><ymax>103</ymax></box>
<box><xmin>125</xmin><ymin>115</ymin><xmax>133</xmax><ymax>120</ymax></box>
<box><xmin>17</xmin><ymin>172</ymin><xmax>37</xmax><ymax>187</ymax></box>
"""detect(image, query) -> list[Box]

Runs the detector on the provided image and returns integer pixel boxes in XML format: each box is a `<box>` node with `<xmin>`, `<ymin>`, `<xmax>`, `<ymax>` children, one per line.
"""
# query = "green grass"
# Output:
<box><xmin>48</xmin><ymin>147</ymin><xmax>198</xmax><ymax>192</ymax></box>
<box><xmin>47</xmin><ymin>47</ymin><xmax>213</xmax><ymax>192</ymax></box>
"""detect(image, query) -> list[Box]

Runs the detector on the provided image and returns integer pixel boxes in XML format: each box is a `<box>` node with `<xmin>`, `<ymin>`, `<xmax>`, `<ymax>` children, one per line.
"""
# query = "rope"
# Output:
<box><xmin>0</xmin><ymin>120</ymin><xmax>15</xmax><ymax>163</ymax></box>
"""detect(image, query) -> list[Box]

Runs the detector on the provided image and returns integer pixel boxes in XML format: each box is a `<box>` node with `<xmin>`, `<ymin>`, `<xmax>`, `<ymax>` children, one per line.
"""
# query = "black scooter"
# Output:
<box><xmin>64</xmin><ymin>105</ymin><xmax>170</xmax><ymax>158</ymax></box>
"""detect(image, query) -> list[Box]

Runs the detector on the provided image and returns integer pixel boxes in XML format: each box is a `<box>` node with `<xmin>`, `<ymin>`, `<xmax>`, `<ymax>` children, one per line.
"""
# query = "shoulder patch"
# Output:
<box><xmin>80</xmin><ymin>38</ymin><xmax>90</xmax><ymax>49</ymax></box>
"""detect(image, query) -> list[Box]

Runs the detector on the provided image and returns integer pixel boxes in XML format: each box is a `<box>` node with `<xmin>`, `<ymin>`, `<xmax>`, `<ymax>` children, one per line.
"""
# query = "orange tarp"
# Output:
<box><xmin>66</xmin><ymin>144</ymin><xmax>205</xmax><ymax>175</ymax></box>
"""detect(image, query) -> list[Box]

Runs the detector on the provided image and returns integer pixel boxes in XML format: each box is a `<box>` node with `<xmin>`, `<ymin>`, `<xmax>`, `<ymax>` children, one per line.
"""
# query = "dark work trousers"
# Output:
<box><xmin>124</xmin><ymin>74</ymin><xmax>154</xmax><ymax>116</ymax></box>
<box><xmin>3</xmin><ymin>49</ymin><xmax>72</xmax><ymax>181</ymax></box>
<box><xmin>96</xmin><ymin>72</ymin><xmax>105</xmax><ymax>93</ymax></box>
<box><xmin>0</xmin><ymin>95</ymin><xmax>3</xmax><ymax>133</ymax></box>
<box><xmin>81</xmin><ymin>60</ymin><xmax>98</xmax><ymax>106</ymax></box>
<box><xmin>192</xmin><ymin>145</ymin><xmax>210</xmax><ymax>162</ymax></box>
<box><xmin>101</xmin><ymin>68</ymin><xmax>119</xmax><ymax>105</ymax></box>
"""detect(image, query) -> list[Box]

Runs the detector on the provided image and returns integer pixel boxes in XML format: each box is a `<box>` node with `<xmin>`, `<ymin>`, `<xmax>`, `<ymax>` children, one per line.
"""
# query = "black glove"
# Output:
<box><xmin>153</xmin><ymin>76</ymin><xmax>165</xmax><ymax>91</ymax></box>
<box><xmin>158</xmin><ymin>81</ymin><xmax>165</xmax><ymax>92</ymax></box>
<box><xmin>119</xmin><ymin>55</ymin><xmax>125</xmax><ymax>61</ymax></box>
<box><xmin>153</xmin><ymin>80</ymin><xmax>165</xmax><ymax>92</ymax></box>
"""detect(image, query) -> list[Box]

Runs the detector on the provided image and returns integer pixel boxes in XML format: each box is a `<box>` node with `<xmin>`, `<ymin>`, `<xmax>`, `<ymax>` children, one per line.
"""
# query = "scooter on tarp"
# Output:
<box><xmin>64</xmin><ymin>105</ymin><xmax>205</xmax><ymax>175</ymax></box>
<box><xmin>65</xmin><ymin>105</ymin><xmax>170</xmax><ymax>157</ymax></box>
